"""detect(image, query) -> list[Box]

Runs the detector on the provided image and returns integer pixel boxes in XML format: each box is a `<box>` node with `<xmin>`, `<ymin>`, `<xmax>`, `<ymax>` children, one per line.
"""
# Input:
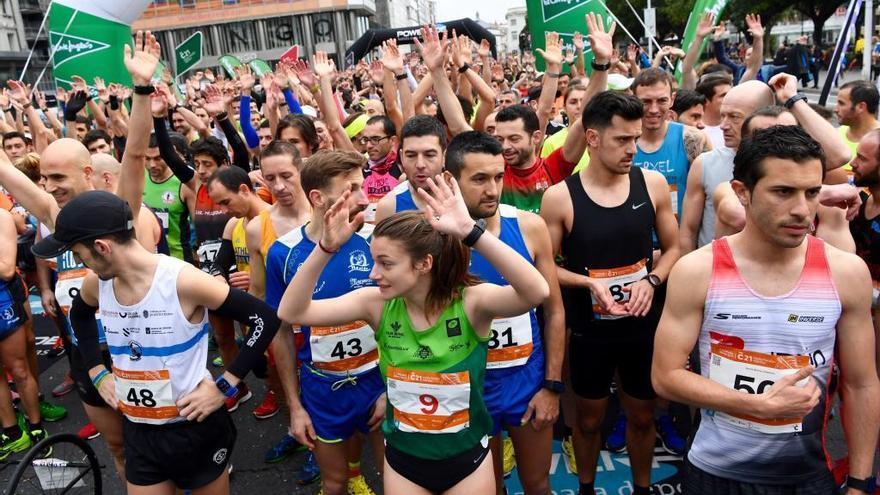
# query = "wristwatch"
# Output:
<box><xmin>784</xmin><ymin>93</ymin><xmax>808</xmax><ymax>109</ymax></box>
<box><xmin>846</xmin><ymin>476</ymin><xmax>877</xmax><ymax>494</ymax></box>
<box><xmin>462</xmin><ymin>219</ymin><xmax>487</xmax><ymax>247</ymax></box>
<box><xmin>591</xmin><ymin>59</ymin><xmax>611</xmax><ymax>71</ymax></box>
<box><xmin>642</xmin><ymin>273</ymin><xmax>662</xmax><ymax>288</ymax></box>
<box><xmin>214</xmin><ymin>376</ymin><xmax>239</xmax><ymax>399</ymax></box>
<box><xmin>543</xmin><ymin>380</ymin><xmax>565</xmax><ymax>394</ymax></box>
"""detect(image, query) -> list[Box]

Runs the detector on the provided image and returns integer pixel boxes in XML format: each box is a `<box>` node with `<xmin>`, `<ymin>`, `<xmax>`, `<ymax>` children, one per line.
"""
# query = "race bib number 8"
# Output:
<box><xmin>309</xmin><ymin>321</ymin><xmax>378</xmax><ymax>374</ymax></box>
<box><xmin>113</xmin><ymin>367</ymin><xmax>178</xmax><ymax>424</ymax></box>
<box><xmin>387</xmin><ymin>367</ymin><xmax>471</xmax><ymax>434</ymax></box>
<box><xmin>588</xmin><ymin>259</ymin><xmax>647</xmax><ymax>320</ymax></box>
<box><xmin>708</xmin><ymin>344</ymin><xmax>810</xmax><ymax>434</ymax></box>
<box><xmin>487</xmin><ymin>312</ymin><xmax>534</xmax><ymax>369</ymax></box>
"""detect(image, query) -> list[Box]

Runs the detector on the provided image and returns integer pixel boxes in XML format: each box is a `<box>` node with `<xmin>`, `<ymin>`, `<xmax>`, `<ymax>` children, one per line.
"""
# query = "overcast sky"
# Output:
<box><xmin>436</xmin><ymin>0</ymin><xmax>523</xmax><ymax>24</ymax></box>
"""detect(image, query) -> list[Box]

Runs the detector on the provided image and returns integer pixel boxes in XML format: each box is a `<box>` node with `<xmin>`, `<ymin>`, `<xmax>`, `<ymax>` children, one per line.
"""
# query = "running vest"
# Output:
<box><xmin>391</xmin><ymin>181</ymin><xmax>417</xmax><ymax>213</ymax></box>
<box><xmin>634</xmin><ymin>121</ymin><xmax>688</xmax><ymax>219</ymax></box>
<box><xmin>276</xmin><ymin>224</ymin><xmax>377</xmax><ymax>374</ymax></box>
<box><xmin>689</xmin><ymin>236</ymin><xmax>840</xmax><ymax>484</ymax></box>
<box><xmin>703</xmin><ymin>124</ymin><xmax>724</xmax><ymax>150</ymax></box>
<box><xmin>99</xmin><ymin>255</ymin><xmax>210</xmax><ymax>425</ymax></box>
<box><xmin>231</xmin><ymin>218</ymin><xmax>249</xmax><ymax>273</ymax></box>
<box><xmin>55</xmin><ymin>250</ymin><xmax>105</xmax><ymax>345</ymax></box>
<box><xmin>194</xmin><ymin>184</ymin><xmax>229</xmax><ymax>270</ymax></box>
<box><xmin>837</xmin><ymin>125</ymin><xmax>858</xmax><ymax>174</ymax></box>
<box><xmin>256</xmin><ymin>209</ymin><xmax>278</xmax><ymax>261</ymax></box>
<box><xmin>377</xmin><ymin>294</ymin><xmax>491</xmax><ymax>460</ymax></box>
<box><xmin>698</xmin><ymin>146</ymin><xmax>735</xmax><ymax>247</ymax></box>
<box><xmin>142</xmin><ymin>171</ymin><xmax>190</xmax><ymax>261</ymax></box>
<box><xmin>560</xmin><ymin>168</ymin><xmax>655</xmax><ymax>325</ymax></box>
<box><xmin>850</xmin><ymin>191</ymin><xmax>880</xmax><ymax>302</ymax></box>
<box><xmin>468</xmin><ymin>205</ymin><xmax>544</xmax><ymax>373</ymax></box>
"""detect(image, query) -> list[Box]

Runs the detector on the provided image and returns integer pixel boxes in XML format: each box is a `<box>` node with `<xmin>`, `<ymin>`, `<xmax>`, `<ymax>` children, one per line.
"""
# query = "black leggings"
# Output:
<box><xmin>385</xmin><ymin>440</ymin><xmax>490</xmax><ymax>493</ymax></box>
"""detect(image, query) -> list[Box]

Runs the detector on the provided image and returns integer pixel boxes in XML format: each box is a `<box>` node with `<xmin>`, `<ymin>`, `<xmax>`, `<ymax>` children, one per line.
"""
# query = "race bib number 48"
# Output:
<box><xmin>309</xmin><ymin>321</ymin><xmax>378</xmax><ymax>374</ymax></box>
<box><xmin>708</xmin><ymin>344</ymin><xmax>810</xmax><ymax>434</ymax></box>
<box><xmin>113</xmin><ymin>368</ymin><xmax>178</xmax><ymax>424</ymax></box>
<box><xmin>588</xmin><ymin>259</ymin><xmax>647</xmax><ymax>320</ymax></box>
<box><xmin>387</xmin><ymin>367</ymin><xmax>471</xmax><ymax>434</ymax></box>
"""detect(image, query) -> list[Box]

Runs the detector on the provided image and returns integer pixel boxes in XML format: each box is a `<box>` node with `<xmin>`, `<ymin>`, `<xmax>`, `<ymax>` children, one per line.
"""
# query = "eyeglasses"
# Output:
<box><xmin>358</xmin><ymin>135</ymin><xmax>391</xmax><ymax>145</ymax></box>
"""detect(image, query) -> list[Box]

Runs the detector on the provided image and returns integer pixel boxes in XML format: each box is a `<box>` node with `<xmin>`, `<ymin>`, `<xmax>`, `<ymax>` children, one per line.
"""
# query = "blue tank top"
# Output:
<box><xmin>55</xmin><ymin>251</ymin><xmax>106</xmax><ymax>345</ymax></box>
<box><xmin>276</xmin><ymin>224</ymin><xmax>377</xmax><ymax>369</ymax></box>
<box><xmin>468</xmin><ymin>205</ymin><xmax>544</xmax><ymax>375</ymax></box>
<box><xmin>392</xmin><ymin>181</ymin><xmax>417</xmax><ymax>213</ymax></box>
<box><xmin>633</xmin><ymin>121</ymin><xmax>689</xmax><ymax>219</ymax></box>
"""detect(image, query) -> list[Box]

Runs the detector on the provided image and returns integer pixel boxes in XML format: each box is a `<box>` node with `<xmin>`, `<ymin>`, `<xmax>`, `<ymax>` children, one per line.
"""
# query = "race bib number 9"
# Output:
<box><xmin>387</xmin><ymin>367</ymin><xmax>471</xmax><ymax>434</ymax></box>
<box><xmin>197</xmin><ymin>240</ymin><xmax>222</xmax><ymax>268</ymax></box>
<box><xmin>708</xmin><ymin>344</ymin><xmax>810</xmax><ymax>434</ymax></box>
<box><xmin>487</xmin><ymin>312</ymin><xmax>534</xmax><ymax>369</ymax></box>
<box><xmin>113</xmin><ymin>367</ymin><xmax>178</xmax><ymax>425</ymax></box>
<box><xmin>309</xmin><ymin>321</ymin><xmax>378</xmax><ymax>374</ymax></box>
<box><xmin>587</xmin><ymin>259</ymin><xmax>647</xmax><ymax>320</ymax></box>
<box><xmin>55</xmin><ymin>268</ymin><xmax>89</xmax><ymax>315</ymax></box>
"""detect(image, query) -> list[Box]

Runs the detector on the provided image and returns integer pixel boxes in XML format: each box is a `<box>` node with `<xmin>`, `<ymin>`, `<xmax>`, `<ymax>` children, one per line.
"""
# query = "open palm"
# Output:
<box><xmin>125</xmin><ymin>30</ymin><xmax>161</xmax><ymax>86</ymax></box>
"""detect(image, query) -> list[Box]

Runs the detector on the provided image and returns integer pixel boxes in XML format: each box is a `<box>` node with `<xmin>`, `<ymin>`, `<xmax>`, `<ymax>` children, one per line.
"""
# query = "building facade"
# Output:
<box><xmin>0</xmin><ymin>0</ymin><xmax>52</xmax><ymax>90</ymax></box>
<box><xmin>505</xmin><ymin>6</ymin><xmax>526</xmax><ymax>56</ymax></box>
<box><xmin>133</xmin><ymin>0</ymin><xmax>376</xmax><ymax>73</ymax></box>
<box><xmin>374</xmin><ymin>0</ymin><xmax>436</xmax><ymax>29</ymax></box>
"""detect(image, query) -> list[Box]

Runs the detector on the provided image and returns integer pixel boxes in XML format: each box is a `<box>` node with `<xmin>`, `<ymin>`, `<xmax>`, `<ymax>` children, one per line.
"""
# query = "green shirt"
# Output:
<box><xmin>377</xmin><ymin>294</ymin><xmax>491</xmax><ymax>460</ymax></box>
<box><xmin>142</xmin><ymin>170</ymin><xmax>190</xmax><ymax>261</ymax></box>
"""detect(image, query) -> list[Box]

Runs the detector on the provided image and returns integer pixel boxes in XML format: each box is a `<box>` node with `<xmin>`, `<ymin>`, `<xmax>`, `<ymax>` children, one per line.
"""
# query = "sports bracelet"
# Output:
<box><xmin>91</xmin><ymin>369</ymin><xmax>110</xmax><ymax>388</ymax></box>
<box><xmin>318</xmin><ymin>240</ymin><xmax>338</xmax><ymax>254</ymax></box>
<box><xmin>133</xmin><ymin>85</ymin><xmax>155</xmax><ymax>95</ymax></box>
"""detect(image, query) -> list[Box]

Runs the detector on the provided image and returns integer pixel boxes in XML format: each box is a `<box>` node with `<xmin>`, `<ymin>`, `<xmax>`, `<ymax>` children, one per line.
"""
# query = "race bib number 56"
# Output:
<box><xmin>708</xmin><ymin>344</ymin><xmax>810</xmax><ymax>434</ymax></box>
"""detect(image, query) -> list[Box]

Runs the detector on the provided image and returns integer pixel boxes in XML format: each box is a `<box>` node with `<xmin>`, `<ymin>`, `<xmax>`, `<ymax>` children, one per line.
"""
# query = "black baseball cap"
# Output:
<box><xmin>32</xmin><ymin>190</ymin><xmax>134</xmax><ymax>259</ymax></box>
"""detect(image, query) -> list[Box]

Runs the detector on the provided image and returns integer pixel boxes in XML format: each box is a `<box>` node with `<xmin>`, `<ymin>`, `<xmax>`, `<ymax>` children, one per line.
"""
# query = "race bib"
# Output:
<box><xmin>309</xmin><ymin>321</ymin><xmax>378</xmax><ymax>374</ymax></box>
<box><xmin>387</xmin><ymin>367</ymin><xmax>471</xmax><ymax>434</ymax></box>
<box><xmin>113</xmin><ymin>367</ymin><xmax>178</xmax><ymax>424</ymax></box>
<box><xmin>55</xmin><ymin>268</ymin><xmax>89</xmax><ymax>315</ymax></box>
<box><xmin>708</xmin><ymin>344</ymin><xmax>809</xmax><ymax>434</ymax></box>
<box><xmin>487</xmin><ymin>312</ymin><xmax>534</xmax><ymax>369</ymax></box>
<box><xmin>197</xmin><ymin>240</ymin><xmax>222</xmax><ymax>268</ymax></box>
<box><xmin>588</xmin><ymin>259</ymin><xmax>647</xmax><ymax>320</ymax></box>
<box><xmin>669</xmin><ymin>183</ymin><xmax>679</xmax><ymax>219</ymax></box>
<box><xmin>155</xmin><ymin>211</ymin><xmax>169</xmax><ymax>229</ymax></box>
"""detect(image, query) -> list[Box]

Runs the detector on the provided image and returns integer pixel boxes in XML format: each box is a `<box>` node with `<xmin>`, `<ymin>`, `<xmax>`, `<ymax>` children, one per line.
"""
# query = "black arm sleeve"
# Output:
<box><xmin>209</xmin><ymin>288</ymin><xmax>281</xmax><ymax>380</ymax></box>
<box><xmin>153</xmin><ymin>116</ymin><xmax>196</xmax><ymax>184</ymax></box>
<box><xmin>210</xmin><ymin>239</ymin><xmax>235</xmax><ymax>279</ymax></box>
<box><xmin>215</xmin><ymin>115</ymin><xmax>251</xmax><ymax>172</ymax></box>
<box><xmin>69</xmin><ymin>294</ymin><xmax>105</xmax><ymax>371</ymax></box>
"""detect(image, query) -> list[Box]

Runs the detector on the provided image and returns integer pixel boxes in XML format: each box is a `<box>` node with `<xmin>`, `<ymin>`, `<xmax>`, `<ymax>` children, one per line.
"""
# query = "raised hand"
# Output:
<box><xmin>417</xmin><ymin>175</ymin><xmax>477</xmax><ymax>240</ymax></box>
<box><xmin>712</xmin><ymin>23</ymin><xmax>727</xmax><ymax>41</ymax></box>
<box><xmin>71</xmin><ymin>75</ymin><xmax>89</xmax><ymax>94</ymax></box>
<box><xmin>414</xmin><ymin>24</ymin><xmax>450</xmax><ymax>72</ymax></box>
<box><xmin>477</xmin><ymin>39</ymin><xmax>491</xmax><ymax>59</ymax></box>
<box><xmin>236</xmin><ymin>64</ymin><xmax>256</xmax><ymax>93</ymax></box>
<box><xmin>626</xmin><ymin>43</ymin><xmax>639</xmax><ymax>63</ymax></box>
<box><xmin>34</xmin><ymin>89</ymin><xmax>47</xmax><ymax>110</ymax></box>
<box><xmin>202</xmin><ymin>84</ymin><xmax>226</xmax><ymax>116</ymax></box>
<box><xmin>150</xmin><ymin>87</ymin><xmax>169</xmax><ymax>117</ymax></box>
<box><xmin>573</xmin><ymin>32</ymin><xmax>584</xmax><ymax>51</ymax></box>
<box><xmin>696</xmin><ymin>11</ymin><xmax>716</xmax><ymax>38</ymax></box>
<box><xmin>6</xmin><ymin>80</ymin><xmax>29</xmax><ymax>105</ymax></box>
<box><xmin>369</xmin><ymin>60</ymin><xmax>384</xmax><ymax>84</ymax></box>
<box><xmin>745</xmin><ymin>13</ymin><xmax>764</xmax><ymax>38</ymax></box>
<box><xmin>157</xmin><ymin>82</ymin><xmax>178</xmax><ymax>108</ymax></box>
<box><xmin>585</xmin><ymin>12</ymin><xmax>616</xmax><ymax>64</ymax></box>
<box><xmin>291</xmin><ymin>59</ymin><xmax>317</xmax><ymax>88</ymax></box>
<box><xmin>204</xmin><ymin>68</ymin><xmax>215</xmax><ymax>82</ymax></box>
<box><xmin>320</xmin><ymin>190</ymin><xmax>362</xmax><ymax>252</ymax></box>
<box><xmin>125</xmin><ymin>30</ymin><xmax>161</xmax><ymax>87</ymax></box>
<box><xmin>380</xmin><ymin>39</ymin><xmax>404</xmax><ymax>74</ymax></box>
<box><xmin>312</xmin><ymin>51</ymin><xmax>335</xmax><ymax>78</ymax></box>
<box><xmin>94</xmin><ymin>76</ymin><xmax>109</xmax><ymax>103</ymax></box>
<box><xmin>537</xmin><ymin>31</ymin><xmax>564</xmax><ymax>70</ymax></box>
<box><xmin>564</xmin><ymin>47</ymin><xmax>575</xmax><ymax>65</ymax></box>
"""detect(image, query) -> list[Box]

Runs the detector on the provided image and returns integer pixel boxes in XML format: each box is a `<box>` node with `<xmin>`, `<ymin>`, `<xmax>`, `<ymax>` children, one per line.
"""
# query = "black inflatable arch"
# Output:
<box><xmin>345</xmin><ymin>18</ymin><xmax>497</xmax><ymax>69</ymax></box>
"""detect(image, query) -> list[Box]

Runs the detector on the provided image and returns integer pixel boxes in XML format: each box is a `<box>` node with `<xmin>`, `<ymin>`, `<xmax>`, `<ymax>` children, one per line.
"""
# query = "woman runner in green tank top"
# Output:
<box><xmin>277</xmin><ymin>175</ymin><xmax>549</xmax><ymax>495</ymax></box>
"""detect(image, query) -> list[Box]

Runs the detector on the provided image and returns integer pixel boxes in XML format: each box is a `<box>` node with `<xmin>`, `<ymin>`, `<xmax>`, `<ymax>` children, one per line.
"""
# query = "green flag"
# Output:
<box><xmin>525</xmin><ymin>0</ymin><xmax>612</xmax><ymax>73</ymax></box>
<box><xmin>175</xmin><ymin>31</ymin><xmax>203</xmax><ymax>75</ymax></box>
<box><xmin>49</xmin><ymin>0</ymin><xmax>151</xmax><ymax>89</ymax></box>
<box><xmin>218</xmin><ymin>55</ymin><xmax>244</xmax><ymax>78</ymax></box>
<box><xmin>676</xmin><ymin>0</ymin><xmax>730</xmax><ymax>80</ymax></box>
<box><xmin>248</xmin><ymin>59</ymin><xmax>273</xmax><ymax>78</ymax></box>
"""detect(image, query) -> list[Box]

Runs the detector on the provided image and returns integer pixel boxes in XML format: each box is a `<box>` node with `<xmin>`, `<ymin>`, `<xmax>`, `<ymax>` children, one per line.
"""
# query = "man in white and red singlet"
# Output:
<box><xmin>653</xmin><ymin>125</ymin><xmax>880</xmax><ymax>495</ymax></box>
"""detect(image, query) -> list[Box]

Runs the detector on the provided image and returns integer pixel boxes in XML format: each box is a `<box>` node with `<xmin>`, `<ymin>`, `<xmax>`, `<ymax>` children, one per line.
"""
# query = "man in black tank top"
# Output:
<box><xmin>540</xmin><ymin>91</ymin><xmax>681</xmax><ymax>495</ymax></box>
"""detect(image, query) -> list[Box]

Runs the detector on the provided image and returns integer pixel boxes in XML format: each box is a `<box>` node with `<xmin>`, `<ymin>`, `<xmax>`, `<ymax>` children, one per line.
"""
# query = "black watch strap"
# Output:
<box><xmin>784</xmin><ymin>93</ymin><xmax>808</xmax><ymax>109</ymax></box>
<box><xmin>462</xmin><ymin>220</ymin><xmax>485</xmax><ymax>247</ymax></box>
<box><xmin>847</xmin><ymin>476</ymin><xmax>877</xmax><ymax>493</ymax></box>
<box><xmin>395</xmin><ymin>72</ymin><xmax>408</xmax><ymax>81</ymax></box>
<box><xmin>457</xmin><ymin>63</ymin><xmax>471</xmax><ymax>74</ymax></box>
<box><xmin>591</xmin><ymin>59</ymin><xmax>611</xmax><ymax>71</ymax></box>
<box><xmin>133</xmin><ymin>85</ymin><xmax>155</xmax><ymax>95</ymax></box>
<box><xmin>543</xmin><ymin>380</ymin><xmax>564</xmax><ymax>393</ymax></box>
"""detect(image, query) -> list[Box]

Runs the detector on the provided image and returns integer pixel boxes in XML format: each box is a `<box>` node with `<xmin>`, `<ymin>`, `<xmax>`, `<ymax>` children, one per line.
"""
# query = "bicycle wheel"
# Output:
<box><xmin>4</xmin><ymin>433</ymin><xmax>102</xmax><ymax>495</ymax></box>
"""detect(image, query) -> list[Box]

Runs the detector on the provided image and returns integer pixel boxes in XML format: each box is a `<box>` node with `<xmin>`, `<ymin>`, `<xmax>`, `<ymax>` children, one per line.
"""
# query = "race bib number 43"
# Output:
<box><xmin>387</xmin><ymin>367</ymin><xmax>471</xmax><ymax>434</ymax></box>
<box><xmin>309</xmin><ymin>321</ymin><xmax>378</xmax><ymax>374</ymax></box>
<box><xmin>708</xmin><ymin>344</ymin><xmax>810</xmax><ymax>434</ymax></box>
<box><xmin>588</xmin><ymin>259</ymin><xmax>647</xmax><ymax>320</ymax></box>
<box><xmin>113</xmin><ymin>367</ymin><xmax>178</xmax><ymax>424</ymax></box>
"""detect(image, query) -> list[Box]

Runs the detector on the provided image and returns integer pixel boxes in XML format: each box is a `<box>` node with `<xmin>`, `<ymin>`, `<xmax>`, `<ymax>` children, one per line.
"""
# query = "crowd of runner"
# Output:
<box><xmin>0</xmin><ymin>9</ymin><xmax>878</xmax><ymax>495</ymax></box>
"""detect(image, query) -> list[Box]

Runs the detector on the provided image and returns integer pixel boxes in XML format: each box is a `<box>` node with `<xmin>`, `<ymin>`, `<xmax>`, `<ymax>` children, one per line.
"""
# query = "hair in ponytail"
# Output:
<box><xmin>374</xmin><ymin>211</ymin><xmax>479</xmax><ymax>317</ymax></box>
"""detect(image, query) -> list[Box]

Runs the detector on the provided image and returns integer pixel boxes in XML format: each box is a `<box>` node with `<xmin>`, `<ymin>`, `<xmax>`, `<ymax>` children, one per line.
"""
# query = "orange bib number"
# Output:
<box><xmin>113</xmin><ymin>368</ymin><xmax>178</xmax><ymax>424</ymax></box>
<box><xmin>387</xmin><ymin>367</ymin><xmax>471</xmax><ymax>434</ymax></box>
<box><xmin>708</xmin><ymin>345</ymin><xmax>809</xmax><ymax>434</ymax></box>
<box><xmin>309</xmin><ymin>321</ymin><xmax>378</xmax><ymax>374</ymax></box>
<box><xmin>487</xmin><ymin>312</ymin><xmax>533</xmax><ymax>369</ymax></box>
<box><xmin>588</xmin><ymin>259</ymin><xmax>647</xmax><ymax>320</ymax></box>
<box><xmin>55</xmin><ymin>269</ymin><xmax>89</xmax><ymax>315</ymax></box>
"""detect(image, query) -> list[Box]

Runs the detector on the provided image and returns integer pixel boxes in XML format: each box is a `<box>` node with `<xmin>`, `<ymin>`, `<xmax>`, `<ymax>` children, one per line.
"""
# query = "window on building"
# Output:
<box><xmin>7</xmin><ymin>33</ymin><xmax>15</xmax><ymax>51</ymax></box>
<box><xmin>219</xmin><ymin>21</ymin><xmax>257</xmax><ymax>54</ymax></box>
<box><xmin>510</xmin><ymin>19</ymin><xmax>516</xmax><ymax>26</ymax></box>
<box><xmin>265</xmin><ymin>16</ymin><xmax>301</xmax><ymax>50</ymax></box>
<box><xmin>179</xmin><ymin>0</ymin><xmax>195</xmax><ymax>7</ymax></box>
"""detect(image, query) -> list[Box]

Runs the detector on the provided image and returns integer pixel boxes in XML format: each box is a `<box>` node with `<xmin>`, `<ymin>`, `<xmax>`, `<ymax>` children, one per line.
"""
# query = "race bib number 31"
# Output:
<box><xmin>387</xmin><ymin>367</ymin><xmax>471</xmax><ymax>434</ymax></box>
<box><xmin>708</xmin><ymin>344</ymin><xmax>809</xmax><ymax>434</ymax></box>
<box><xmin>588</xmin><ymin>259</ymin><xmax>647</xmax><ymax>320</ymax></box>
<box><xmin>309</xmin><ymin>321</ymin><xmax>378</xmax><ymax>374</ymax></box>
<box><xmin>113</xmin><ymin>367</ymin><xmax>178</xmax><ymax>425</ymax></box>
<box><xmin>487</xmin><ymin>312</ymin><xmax>533</xmax><ymax>369</ymax></box>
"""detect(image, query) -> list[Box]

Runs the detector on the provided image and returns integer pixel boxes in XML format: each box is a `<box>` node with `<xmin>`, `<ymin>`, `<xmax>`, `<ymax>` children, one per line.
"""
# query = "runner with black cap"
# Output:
<box><xmin>32</xmin><ymin>189</ymin><xmax>285</xmax><ymax>494</ymax></box>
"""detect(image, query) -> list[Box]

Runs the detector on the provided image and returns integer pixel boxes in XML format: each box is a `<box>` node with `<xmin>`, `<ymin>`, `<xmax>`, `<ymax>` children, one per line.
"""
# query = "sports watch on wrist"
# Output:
<box><xmin>642</xmin><ymin>273</ymin><xmax>662</xmax><ymax>288</ymax></box>
<box><xmin>214</xmin><ymin>376</ymin><xmax>239</xmax><ymax>398</ymax></box>
<box><xmin>543</xmin><ymin>380</ymin><xmax>565</xmax><ymax>394</ymax></box>
<box><xmin>846</xmin><ymin>476</ymin><xmax>876</xmax><ymax>494</ymax></box>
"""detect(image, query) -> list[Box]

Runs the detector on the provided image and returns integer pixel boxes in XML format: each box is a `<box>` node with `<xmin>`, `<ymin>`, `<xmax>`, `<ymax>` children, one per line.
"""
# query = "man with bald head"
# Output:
<box><xmin>679</xmin><ymin>80</ymin><xmax>776</xmax><ymax>253</ymax></box>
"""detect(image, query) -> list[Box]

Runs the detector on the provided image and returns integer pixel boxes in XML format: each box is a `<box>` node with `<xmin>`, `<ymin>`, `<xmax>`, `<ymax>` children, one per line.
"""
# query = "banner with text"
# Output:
<box><xmin>675</xmin><ymin>0</ymin><xmax>729</xmax><ymax>80</ymax></box>
<box><xmin>525</xmin><ymin>0</ymin><xmax>613</xmax><ymax>73</ymax></box>
<box><xmin>175</xmin><ymin>31</ymin><xmax>203</xmax><ymax>75</ymax></box>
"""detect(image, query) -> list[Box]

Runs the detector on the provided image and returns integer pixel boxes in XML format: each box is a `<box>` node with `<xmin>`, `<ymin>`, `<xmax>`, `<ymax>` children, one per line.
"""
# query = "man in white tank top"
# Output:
<box><xmin>653</xmin><ymin>125</ymin><xmax>880</xmax><ymax>494</ymax></box>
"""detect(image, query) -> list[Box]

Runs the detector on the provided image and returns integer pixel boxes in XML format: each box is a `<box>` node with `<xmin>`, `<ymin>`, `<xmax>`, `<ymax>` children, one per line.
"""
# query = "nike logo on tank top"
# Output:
<box><xmin>689</xmin><ymin>236</ymin><xmax>841</xmax><ymax>484</ymax></box>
